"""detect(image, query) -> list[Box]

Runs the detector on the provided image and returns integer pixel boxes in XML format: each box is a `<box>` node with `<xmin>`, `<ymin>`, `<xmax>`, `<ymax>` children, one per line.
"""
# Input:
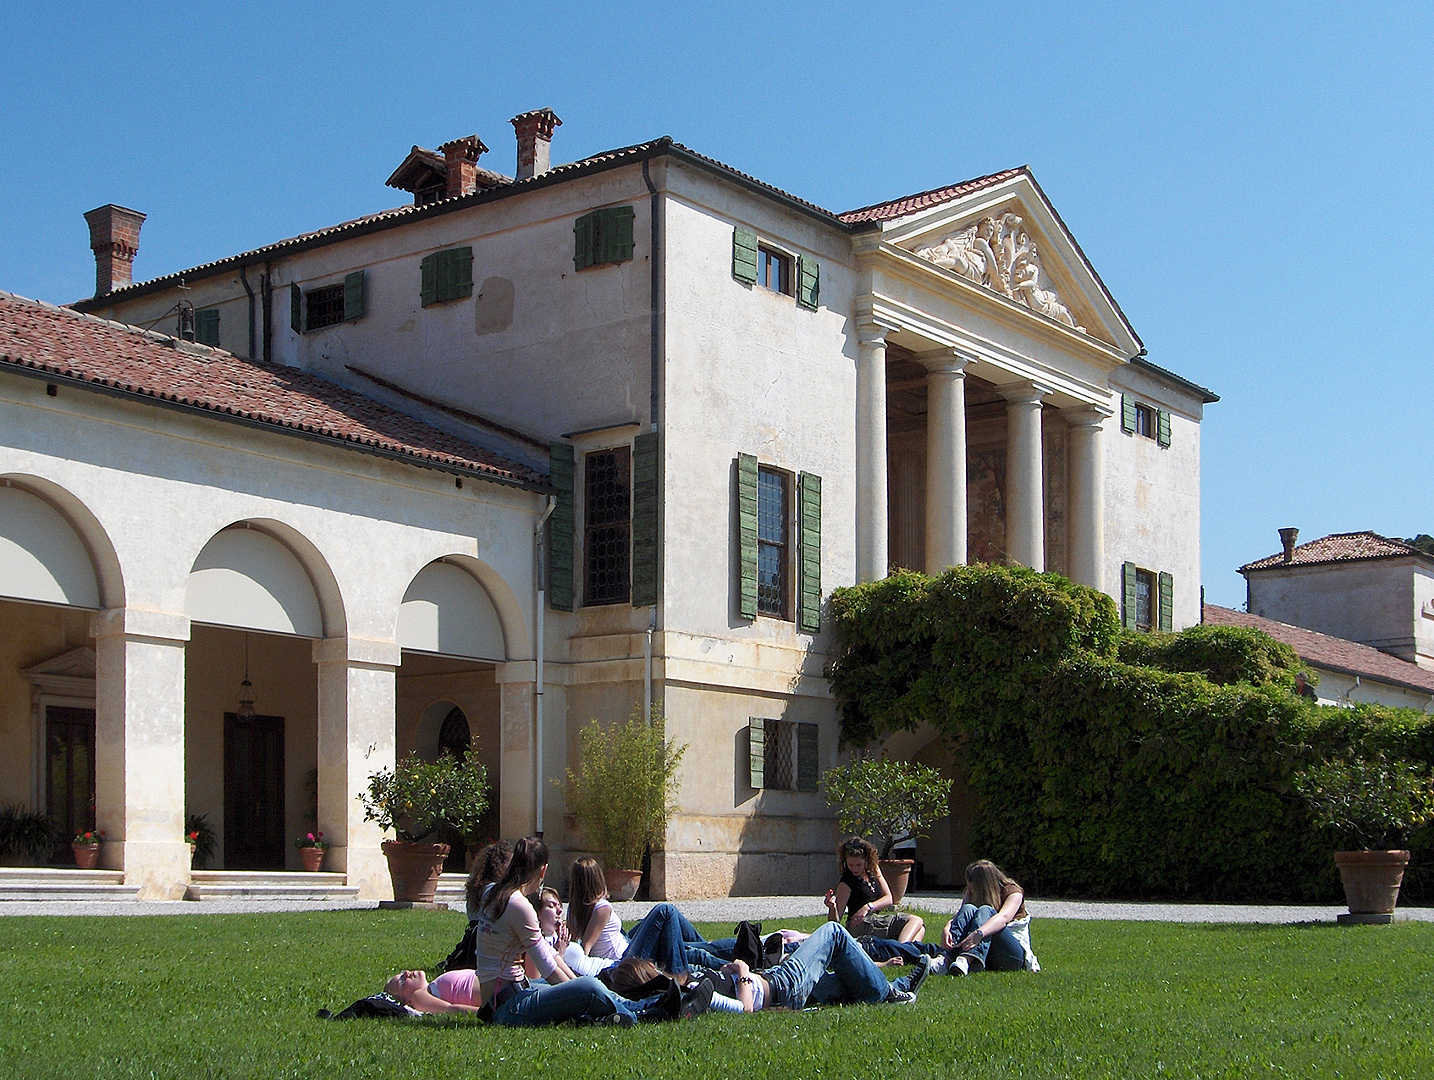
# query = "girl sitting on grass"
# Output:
<box><xmin>463</xmin><ymin>840</ymin><xmax>511</xmax><ymax>922</ymax></box>
<box><xmin>824</xmin><ymin>836</ymin><xmax>926</xmax><ymax>945</ymax></box>
<box><xmin>566</xmin><ymin>855</ymin><xmax>629</xmax><ymax>960</ymax></box>
<box><xmin>939</xmin><ymin>858</ymin><xmax>1040</xmax><ymax>975</ymax></box>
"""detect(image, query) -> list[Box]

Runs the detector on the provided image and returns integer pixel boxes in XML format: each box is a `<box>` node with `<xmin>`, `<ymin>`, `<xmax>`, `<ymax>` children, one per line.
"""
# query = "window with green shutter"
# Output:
<box><xmin>732</xmin><ymin>227</ymin><xmax>758</xmax><ymax>284</ymax></box>
<box><xmin>1122</xmin><ymin>394</ymin><xmax>1171</xmax><ymax>448</ymax></box>
<box><xmin>798</xmin><ymin>471</ymin><xmax>822</xmax><ymax>632</ymax></box>
<box><xmin>748</xmin><ymin>718</ymin><xmax>819</xmax><ymax>791</ymax></box>
<box><xmin>737</xmin><ymin>454</ymin><xmax>759</xmax><ymax>619</ymax></box>
<box><xmin>420</xmin><ymin>247</ymin><xmax>473</xmax><ymax>307</ymax></box>
<box><xmin>343</xmin><ymin>270</ymin><xmax>365</xmax><ymax>322</ymax></box>
<box><xmin>796</xmin><ymin>255</ymin><xmax>820</xmax><ymax>310</ymax></box>
<box><xmin>631</xmin><ymin>432</ymin><xmax>659</xmax><ymax>608</ymax></box>
<box><xmin>1123</xmin><ymin>561</ymin><xmax>1166</xmax><ymax>632</ymax></box>
<box><xmin>548</xmin><ymin>443</ymin><xmax>575</xmax><ymax>611</ymax></box>
<box><xmin>1157</xmin><ymin>409</ymin><xmax>1172</xmax><ymax>448</ymax></box>
<box><xmin>1158</xmin><ymin>572</ymin><xmax>1174</xmax><ymax>632</ymax></box>
<box><xmin>195</xmin><ymin>308</ymin><xmax>220</xmax><ymax>347</ymax></box>
<box><xmin>574</xmin><ymin>206</ymin><xmax>635</xmax><ymax>270</ymax></box>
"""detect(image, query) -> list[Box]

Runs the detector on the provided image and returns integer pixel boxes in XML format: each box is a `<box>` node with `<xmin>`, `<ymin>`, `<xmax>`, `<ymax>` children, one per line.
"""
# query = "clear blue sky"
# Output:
<box><xmin>3</xmin><ymin>1</ymin><xmax>1430</xmax><ymax>607</ymax></box>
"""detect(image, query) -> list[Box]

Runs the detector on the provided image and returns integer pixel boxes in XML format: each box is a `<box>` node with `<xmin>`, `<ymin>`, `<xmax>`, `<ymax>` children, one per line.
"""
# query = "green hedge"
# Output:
<box><xmin>828</xmin><ymin>564</ymin><xmax>1434</xmax><ymax>902</ymax></box>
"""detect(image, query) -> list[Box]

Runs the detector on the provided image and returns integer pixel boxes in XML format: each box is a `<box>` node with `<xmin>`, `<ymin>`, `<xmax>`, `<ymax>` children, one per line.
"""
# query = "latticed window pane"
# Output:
<box><xmin>764</xmin><ymin>719</ymin><xmax>794</xmax><ymax>791</ymax></box>
<box><xmin>757</xmin><ymin>468</ymin><xmax>787</xmax><ymax>618</ymax></box>
<box><xmin>438</xmin><ymin>707</ymin><xmax>471</xmax><ymax>759</ymax></box>
<box><xmin>306</xmin><ymin>283</ymin><xmax>346</xmax><ymax>330</ymax></box>
<box><xmin>1134</xmin><ymin>569</ymin><xmax>1154</xmax><ymax>631</ymax></box>
<box><xmin>584</xmin><ymin>447</ymin><xmax>631</xmax><ymax>605</ymax></box>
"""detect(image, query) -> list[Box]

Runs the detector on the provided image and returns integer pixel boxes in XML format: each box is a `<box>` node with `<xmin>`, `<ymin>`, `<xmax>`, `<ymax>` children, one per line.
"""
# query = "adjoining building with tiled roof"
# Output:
<box><xmin>3</xmin><ymin>108</ymin><xmax>1217</xmax><ymax>902</ymax></box>
<box><xmin>1239</xmin><ymin>528</ymin><xmax>1434</xmax><ymax>672</ymax></box>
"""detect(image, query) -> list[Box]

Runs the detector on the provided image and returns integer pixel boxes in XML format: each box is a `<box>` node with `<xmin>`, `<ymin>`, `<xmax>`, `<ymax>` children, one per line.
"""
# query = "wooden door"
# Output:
<box><xmin>45</xmin><ymin>706</ymin><xmax>95</xmax><ymax>862</ymax></box>
<box><xmin>223</xmin><ymin>713</ymin><xmax>285</xmax><ymax>869</ymax></box>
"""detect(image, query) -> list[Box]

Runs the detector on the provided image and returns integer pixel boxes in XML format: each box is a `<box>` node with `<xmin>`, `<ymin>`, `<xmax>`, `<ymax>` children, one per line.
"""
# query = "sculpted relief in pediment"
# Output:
<box><xmin>913</xmin><ymin>212</ymin><xmax>1085</xmax><ymax>333</ymax></box>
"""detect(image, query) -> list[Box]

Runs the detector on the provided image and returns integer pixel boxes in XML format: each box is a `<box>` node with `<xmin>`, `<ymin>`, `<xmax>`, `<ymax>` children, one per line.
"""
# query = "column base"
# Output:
<box><xmin>119</xmin><ymin>841</ymin><xmax>192</xmax><ymax>900</ymax></box>
<box><xmin>333</xmin><ymin>843</ymin><xmax>393</xmax><ymax>901</ymax></box>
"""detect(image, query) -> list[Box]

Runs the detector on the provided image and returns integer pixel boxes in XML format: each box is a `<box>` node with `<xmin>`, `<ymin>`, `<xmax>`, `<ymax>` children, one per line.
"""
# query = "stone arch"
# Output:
<box><xmin>0</xmin><ymin>474</ymin><xmax>124</xmax><ymax>609</ymax></box>
<box><xmin>185</xmin><ymin>519</ymin><xmax>346</xmax><ymax>638</ymax></box>
<box><xmin>412</xmin><ymin>699</ymin><xmax>468</xmax><ymax>762</ymax></box>
<box><xmin>396</xmin><ymin>555</ymin><xmax>526</xmax><ymax>661</ymax></box>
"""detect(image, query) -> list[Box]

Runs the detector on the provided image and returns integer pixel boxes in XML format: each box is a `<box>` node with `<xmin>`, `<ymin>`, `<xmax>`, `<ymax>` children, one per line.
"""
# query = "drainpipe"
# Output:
<box><xmin>641</xmin><ymin>154</ymin><xmax>662</xmax><ymax>727</ymax></box>
<box><xmin>643</xmin><ymin>613</ymin><xmax>655</xmax><ymax>723</ymax></box>
<box><xmin>533</xmin><ymin>494</ymin><xmax>557</xmax><ymax>837</ymax></box>
<box><xmin>239</xmin><ymin>265</ymin><xmax>256</xmax><ymax>359</ymax></box>
<box><xmin>261</xmin><ymin>261</ymin><xmax>273</xmax><ymax>362</ymax></box>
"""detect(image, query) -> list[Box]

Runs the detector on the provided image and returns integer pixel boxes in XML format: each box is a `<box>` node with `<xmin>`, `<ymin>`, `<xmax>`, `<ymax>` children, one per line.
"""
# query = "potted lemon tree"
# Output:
<box><xmin>361</xmin><ymin>742</ymin><xmax>489</xmax><ymax>903</ymax></box>
<box><xmin>821</xmin><ymin>756</ymin><xmax>952</xmax><ymax>903</ymax></box>
<box><xmin>1295</xmin><ymin>750</ymin><xmax>1434</xmax><ymax>924</ymax></box>
<box><xmin>561</xmin><ymin>706</ymin><xmax>685</xmax><ymax>900</ymax></box>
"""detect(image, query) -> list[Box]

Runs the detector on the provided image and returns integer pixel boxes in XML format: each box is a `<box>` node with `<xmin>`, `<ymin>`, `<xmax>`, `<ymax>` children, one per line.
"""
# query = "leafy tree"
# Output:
<box><xmin>821</xmin><ymin>756</ymin><xmax>952</xmax><ymax>859</ymax></box>
<box><xmin>1403</xmin><ymin>534</ymin><xmax>1434</xmax><ymax>557</ymax></box>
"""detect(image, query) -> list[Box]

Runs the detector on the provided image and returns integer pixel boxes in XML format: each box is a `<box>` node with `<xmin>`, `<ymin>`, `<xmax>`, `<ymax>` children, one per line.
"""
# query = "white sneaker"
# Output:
<box><xmin>927</xmin><ymin>953</ymin><xmax>948</xmax><ymax>976</ymax></box>
<box><xmin>951</xmin><ymin>955</ymin><xmax>970</xmax><ymax>976</ymax></box>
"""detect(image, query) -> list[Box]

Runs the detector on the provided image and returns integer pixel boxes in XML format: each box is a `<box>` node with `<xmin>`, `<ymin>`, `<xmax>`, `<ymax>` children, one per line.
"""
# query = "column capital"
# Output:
<box><xmin>918</xmin><ymin>347</ymin><xmax>974</xmax><ymax>377</ymax></box>
<box><xmin>856</xmin><ymin>319</ymin><xmax>896</xmax><ymax>348</ymax></box>
<box><xmin>998</xmin><ymin>380</ymin><xmax>1054</xmax><ymax>406</ymax></box>
<box><xmin>1063</xmin><ymin>403</ymin><xmax>1115</xmax><ymax>429</ymax></box>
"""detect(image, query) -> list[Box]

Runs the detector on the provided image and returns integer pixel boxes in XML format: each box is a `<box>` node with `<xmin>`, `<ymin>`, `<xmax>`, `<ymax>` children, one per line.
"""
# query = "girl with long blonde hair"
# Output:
<box><xmin>939</xmin><ymin>858</ymin><xmax>1040</xmax><ymax>975</ymax></box>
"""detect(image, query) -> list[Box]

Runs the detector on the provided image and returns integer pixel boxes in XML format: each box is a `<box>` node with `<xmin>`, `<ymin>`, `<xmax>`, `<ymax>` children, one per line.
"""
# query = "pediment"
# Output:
<box><xmin>884</xmin><ymin>178</ymin><xmax>1139</xmax><ymax>353</ymax></box>
<box><xmin>23</xmin><ymin>646</ymin><xmax>96</xmax><ymax>696</ymax></box>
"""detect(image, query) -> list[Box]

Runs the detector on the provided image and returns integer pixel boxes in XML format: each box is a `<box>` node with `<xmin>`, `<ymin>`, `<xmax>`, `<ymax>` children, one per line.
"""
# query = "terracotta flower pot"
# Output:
<box><xmin>603</xmin><ymin>867</ymin><xmax>643</xmax><ymax>902</ymax></box>
<box><xmin>72</xmin><ymin>843</ymin><xmax>100</xmax><ymax>870</ymax></box>
<box><xmin>299</xmin><ymin>846</ymin><xmax>325</xmax><ymax>873</ymax></box>
<box><xmin>1334</xmin><ymin>849</ymin><xmax>1409</xmax><ymax>915</ymax></box>
<box><xmin>880</xmin><ymin>859</ymin><xmax>915</xmax><ymax>904</ymax></box>
<box><xmin>382</xmin><ymin>840</ymin><xmax>450</xmax><ymax>903</ymax></box>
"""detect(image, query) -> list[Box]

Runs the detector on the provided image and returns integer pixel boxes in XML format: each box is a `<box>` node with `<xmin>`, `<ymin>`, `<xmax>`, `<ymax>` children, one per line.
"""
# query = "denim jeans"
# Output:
<box><xmin>490</xmin><ymin>976</ymin><xmax>636</xmax><ymax>1027</ymax></box>
<box><xmin>622</xmin><ymin>903</ymin><xmax>727</xmax><ymax>973</ymax></box>
<box><xmin>945</xmin><ymin>903</ymin><xmax>1026</xmax><ymax>971</ymax></box>
<box><xmin>860</xmin><ymin>937</ymin><xmax>941</xmax><ymax>964</ymax></box>
<box><xmin>762</xmin><ymin>922</ymin><xmax>891</xmax><ymax>1009</ymax></box>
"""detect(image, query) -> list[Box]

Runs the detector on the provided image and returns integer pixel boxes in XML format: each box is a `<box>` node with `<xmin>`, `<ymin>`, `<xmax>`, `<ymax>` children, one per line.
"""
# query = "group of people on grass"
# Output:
<box><xmin>379</xmin><ymin>834</ymin><xmax>1038</xmax><ymax>1027</ymax></box>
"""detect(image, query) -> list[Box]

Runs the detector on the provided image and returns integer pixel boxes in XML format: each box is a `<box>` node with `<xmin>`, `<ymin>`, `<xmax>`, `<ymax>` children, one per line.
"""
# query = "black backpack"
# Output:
<box><xmin>731</xmin><ymin>920</ymin><xmax>764</xmax><ymax>966</ymax></box>
<box><xmin>434</xmin><ymin>920</ymin><xmax>480</xmax><ymax>976</ymax></box>
<box><xmin>317</xmin><ymin>994</ymin><xmax>412</xmax><ymax>1020</ymax></box>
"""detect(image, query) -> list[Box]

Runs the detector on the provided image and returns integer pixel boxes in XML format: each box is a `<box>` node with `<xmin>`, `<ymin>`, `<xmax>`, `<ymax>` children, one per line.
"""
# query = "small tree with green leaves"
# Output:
<box><xmin>561</xmin><ymin>706</ymin><xmax>686</xmax><ymax>871</ymax></box>
<box><xmin>822</xmin><ymin>756</ymin><xmax>952</xmax><ymax>859</ymax></box>
<box><xmin>1294</xmin><ymin>752</ymin><xmax>1434</xmax><ymax>850</ymax></box>
<box><xmin>360</xmin><ymin>740</ymin><xmax>490</xmax><ymax>844</ymax></box>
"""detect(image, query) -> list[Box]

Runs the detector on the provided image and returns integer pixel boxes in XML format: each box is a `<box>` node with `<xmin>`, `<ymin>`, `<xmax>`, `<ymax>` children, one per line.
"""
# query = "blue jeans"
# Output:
<box><xmin>945</xmin><ymin>904</ymin><xmax>1026</xmax><ymax>972</ymax></box>
<box><xmin>490</xmin><ymin>976</ymin><xmax>636</xmax><ymax>1027</ymax></box>
<box><xmin>762</xmin><ymin>922</ymin><xmax>891</xmax><ymax>1009</ymax></box>
<box><xmin>622</xmin><ymin>903</ymin><xmax>727</xmax><ymax>973</ymax></box>
<box><xmin>861</xmin><ymin>937</ymin><xmax>941</xmax><ymax>963</ymax></box>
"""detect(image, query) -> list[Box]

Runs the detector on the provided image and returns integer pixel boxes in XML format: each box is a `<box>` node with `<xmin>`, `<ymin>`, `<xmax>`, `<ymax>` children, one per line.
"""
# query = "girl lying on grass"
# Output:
<box><xmin>939</xmin><ymin>858</ymin><xmax>1040</xmax><ymax>975</ymax></box>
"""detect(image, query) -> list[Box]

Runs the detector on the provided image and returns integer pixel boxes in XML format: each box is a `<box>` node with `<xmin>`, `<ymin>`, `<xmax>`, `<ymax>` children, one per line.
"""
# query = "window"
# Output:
<box><xmin>195</xmin><ymin>308</ymin><xmax>220</xmax><ymax>347</ymax></box>
<box><xmin>748</xmin><ymin>718</ymin><xmax>819</xmax><ymax>792</ymax></box>
<box><xmin>757</xmin><ymin>467</ymin><xmax>789</xmax><ymax>618</ymax></box>
<box><xmin>420</xmin><ymin>248</ymin><xmax>473</xmax><ymax>306</ymax></box>
<box><xmin>290</xmin><ymin>271</ymin><xmax>365</xmax><ymax>332</ymax></box>
<box><xmin>757</xmin><ymin>246</ymin><xmax>790</xmax><ymax>294</ymax></box>
<box><xmin>584</xmin><ymin>446</ymin><xmax>631</xmax><ymax>606</ymax></box>
<box><xmin>1121</xmin><ymin>395</ymin><xmax>1171</xmax><ymax>448</ymax></box>
<box><xmin>573</xmin><ymin>206</ymin><xmax>635</xmax><ymax>270</ymax></box>
<box><xmin>1123</xmin><ymin>562</ymin><xmax>1173</xmax><ymax>632</ymax></box>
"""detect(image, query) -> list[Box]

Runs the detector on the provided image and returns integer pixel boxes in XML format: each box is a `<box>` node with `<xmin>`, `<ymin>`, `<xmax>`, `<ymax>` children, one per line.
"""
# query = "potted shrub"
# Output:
<box><xmin>0</xmin><ymin>804</ymin><xmax>59</xmax><ymax>867</ymax></box>
<box><xmin>295</xmin><ymin>831</ymin><xmax>330</xmax><ymax>872</ymax></box>
<box><xmin>821</xmin><ymin>756</ymin><xmax>952</xmax><ymax>903</ymax></box>
<box><xmin>185</xmin><ymin>813</ymin><xmax>216</xmax><ymax>869</ymax></box>
<box><xmin>561</xmin><ymin>707</ymin><xmax>686</xmax><ymax>900</ymax></box>
<box><xmin>72</xmin><ymin>829</ymin><xmax>104</xmax><ymax>870</ymax></box>
<box><xmin>361</xmin><ymin>743</ymin><xmax>489</xmax><ymax>903</ymax></box>
<box><xmin>1295</xmin><ymin>751</ymin><xmax>1434</xmax><ymax>923</ymax></box>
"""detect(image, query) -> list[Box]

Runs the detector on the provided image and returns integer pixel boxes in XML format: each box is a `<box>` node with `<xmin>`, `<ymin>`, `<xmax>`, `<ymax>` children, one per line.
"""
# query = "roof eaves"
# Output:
<box><xmin>1128</xmin><ymin>355</ymin><xmax>1219</xmax><ymax>404</ymax></box>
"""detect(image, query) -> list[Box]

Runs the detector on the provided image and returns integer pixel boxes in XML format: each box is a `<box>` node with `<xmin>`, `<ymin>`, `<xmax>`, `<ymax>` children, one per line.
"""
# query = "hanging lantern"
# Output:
<box><xmin>236</xmin><ymin>634</ymin><xmax>257</xmax><ymax>721</ymax></box>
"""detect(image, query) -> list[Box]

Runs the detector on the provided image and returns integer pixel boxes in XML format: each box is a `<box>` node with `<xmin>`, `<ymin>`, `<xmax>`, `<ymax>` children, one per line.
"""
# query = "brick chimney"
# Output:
<box><xmin>437</xmin><ymin>136</ymin><xmax>489</xmax><ymax>198</ymax></box>
<box><xmin>1279</xmin><ymin>527</ymin><xmax>1299</xmax><ymax>562</ymax></box>
<box><xmin>510</xmin><ymin>109</ymin><xmax>562</xmax><ymax>181</ymax></box>
<box><xmin>83</xmin><ymin>204</ymin><xmax>146</xmax><ymax>297</ymax></box>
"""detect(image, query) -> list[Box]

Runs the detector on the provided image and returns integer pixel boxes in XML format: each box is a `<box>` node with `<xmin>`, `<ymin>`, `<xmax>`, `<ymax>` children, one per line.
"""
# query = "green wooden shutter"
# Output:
<box><xmin>549</xmin><ymin>442</ymin><xmax>576</xmax><ymax>611</ymax></box>
<box><xmin>1158</xmin><ymin>572</ymin><xmax>1174</xmax><ymax>632</ymax></box>
<box><xmin>1122</xmin><ymin>561</ymin><xmax>1138</xmax><ymax>629</ymax></box>
<box><xmin>798</xmin><ymin>471</ymin><xmax>822</xmax><ymax>632</ymax></box>
<box><xmin>631</xmin><ymin>431</ymin><xmax>659</xmax><ymax>607</ymax></box>
<box><xmin>574</xmin><ymin>211</ymin><xmax>597</xmax><ymax>271</ymax></box>
<box><xmin>343</xmin><ymin>270</ymin><xmax>365</xmax><ymax>322</ymax></box>
<box><xmin>737</xmin><ymin>454</ymin><xmax>759</xmax><ymax>619</ymax></box>
<box><xmin>1121</xmin><ymin>395</ymin><xmax>1136</xmax><ymax>433</ymax></box>
<box><xmin>452</xmin><ymin>247</ymin><xmax>474</xmax><ymax>298</ymax></box>
<box><xmin>420</xmin><ymin>253</ymin><xmax>438</xmax><ymax>307</ymax></box>
<box><xmin>1157</xmin><ymin>409</ymin><xmax>1172</xmax><ymax>448</ymax></box>
<box><xmin>796</xmin><ymin>723</ymin><xmax>819</xmax><ymax>792</ymax></box>
<box><xmin>597</xmin><ymin>206</ymin><xmax>635</xmax><ymax>264</ymax></box>
<box><xmin>290</xmin><ymin>283</ymin><xmax>302</xmax><ymax>333</ymax></box>
<box><xmin>796</xmin><ymin>255</ymin><xmax>820</xmax><ymax>310</ymax></box>
<box><xmin>195</xmin><ymin>308</ymin><xmax>220</xmax><ymax>347</ymax></box>
<box><xmin>732</xmin><ymin>227</ymin><xmax>759</xmax><ymax>284</ymax></box>
<box><xmin>748</xmin><ymin>718</ymin><xmax>765</xmax><ymax>789</ymax></box>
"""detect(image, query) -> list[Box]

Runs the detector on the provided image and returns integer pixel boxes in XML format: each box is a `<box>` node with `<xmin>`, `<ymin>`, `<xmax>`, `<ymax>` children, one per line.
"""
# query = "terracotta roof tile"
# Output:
<box><xmin>838</xmin><ymin>168</ymin><xmax>1028</xmax><ymax>224</ymax></box>
<box><xmin>1240</xmin><ymin>532</ymin><xmax>1427</xmax><ymax>573</ymax></box>
<box><xmin>0</xmin><ymin>291</ymin><xmax>544</xmax><ymax>488</ymax></box>
<box><xmin>1203</xmin><ymin>604</ymin><xmax>1434</xmax><ymax>696</ymax></box>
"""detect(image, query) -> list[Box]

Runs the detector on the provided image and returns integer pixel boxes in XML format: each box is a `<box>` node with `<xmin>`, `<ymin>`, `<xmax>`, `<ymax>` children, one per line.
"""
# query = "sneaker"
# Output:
<box><xmin>603</xmin><ymin>1010</ymin><xmax>636</xmax><ymax>1028</ymax></box>
<box><xmin>890</xmin><ymin>954</ymin><xmax>933</xmax><ymax>997</ymax></box>
<box><xmin>679</xmin><ymin>977</ymin><xmax>715</xmax><ymax>1019</ymax></box>
<box><xmin>950</xmin><ymin>955</ymin><xmax>970</xmax><ymax>976</ymax></box>
<box><xmin>927</xmin><ymin>952</ymin><xmax>948</xmax><ymax>976</ymax></box>
<box><xmin>885</xmin><ymin>987</ymin><xmax>917</xmax><ymax>1005</ymax></box>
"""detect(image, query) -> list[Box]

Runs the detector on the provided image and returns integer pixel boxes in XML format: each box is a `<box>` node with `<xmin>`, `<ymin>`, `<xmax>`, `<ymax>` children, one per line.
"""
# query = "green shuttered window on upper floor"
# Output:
<box><xmin>421</xmin><ymin>247</ymin><xmax>473</xmax><ymax>307</ymax></box>
<box><xmin>1121</xmin><ymin>394</ymin><xmax>1171</xmax><ymax>448</ymax></box>
<box><xmin>1122</xmin><ymin>561</ymin><xmax>1173</xmax><ymax>632</ymax></box>
<box><xmin>195</xmin><ymin>308</ymin><xmax>220</xmax><ymax>347</ymax></box>
<box><xmin>732</xmin><ymin>227</ymin><xmax>759</xmax><ymax>284</ymax></box>
<box><xmin>736</xmin><ymin>454</ymin><xmax>821</xmax><ymax>631</ymax></box>
<box><xmin>289</xmin><ymin>270</ymin><xmax>367</xmax><ymax>333</ymax></box>
<box><xmin>732</xmin><ymin>226</ymin><xmax>820</xmax><ymax>311</ymax></box>
<box><xmin>796</xmin><ymin>255</ymin><xmax>820</xmax><ymax>310</ymax></box>
<box><xmin>574</xmin><ymin>206</ymin><xmax>636</xmax><ymax>271</ymax></box>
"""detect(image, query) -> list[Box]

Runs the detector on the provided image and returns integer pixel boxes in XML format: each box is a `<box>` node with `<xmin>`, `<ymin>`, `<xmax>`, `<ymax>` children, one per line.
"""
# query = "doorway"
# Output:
<box><xmin>45</xmin><ymin>706</ymin><xmax>95</xmax><ymax>862</ymax></box>
<box><xmin>223</xmin><ymin>713</ymin><xmax>286</xmax><ymax>869</ymax></box>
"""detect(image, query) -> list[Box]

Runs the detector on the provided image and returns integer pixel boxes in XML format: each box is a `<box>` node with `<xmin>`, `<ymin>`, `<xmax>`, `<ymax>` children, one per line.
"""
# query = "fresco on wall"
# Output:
<box><xmin>967</xmin><ymin>447</ymin><xmax>1007</xmax><ymax>563</ymax></box>
<box><xmin>1043</xmin><ymin>426</ymin><xmax>1068</xmax><ymax>578</ymax></box>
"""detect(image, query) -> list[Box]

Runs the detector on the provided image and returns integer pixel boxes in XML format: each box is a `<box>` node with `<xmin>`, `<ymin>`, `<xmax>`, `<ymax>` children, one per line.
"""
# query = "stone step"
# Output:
<box><xmin>0</xmin><ymin>867</ymin><xmax>136</xmax><ymax>901</ymax></box>
<box><xmin>188</xmin><ymin>871</ymin><xmax>358</xmax><ymax>901</ymax></box>
<box><xmin>435</xmin><ymin>872</ymin><xmax>468</xmax><ymax>902</ymax></box>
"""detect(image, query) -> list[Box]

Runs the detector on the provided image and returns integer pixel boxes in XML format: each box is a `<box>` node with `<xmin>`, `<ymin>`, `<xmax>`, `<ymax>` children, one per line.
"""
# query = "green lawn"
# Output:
<box><xmin>0</xmin><ymin>909</ymin><xmax>1430</xmax><ymax>1080</ymax></box>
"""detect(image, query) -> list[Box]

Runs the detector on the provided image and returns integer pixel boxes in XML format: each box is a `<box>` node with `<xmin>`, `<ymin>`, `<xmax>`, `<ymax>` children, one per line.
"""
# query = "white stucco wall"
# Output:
<box><xmin>1303</xmin><ymin>664</ymin><xmax>1434</xmax><ymax>711</ymax></box>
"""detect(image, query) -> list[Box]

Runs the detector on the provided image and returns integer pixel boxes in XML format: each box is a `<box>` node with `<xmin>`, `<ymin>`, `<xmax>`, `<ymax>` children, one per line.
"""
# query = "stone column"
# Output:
<box><xmin>1065</xmin><ymin>405</ymin><xmax>1112</xmax><ymax>592</ymax></box>
<box><xmin>313</xmin><ymin>636</ymin><xmax>400</xmax><ymax>901</ymax></box>
<box><xmin>1000</xmin><ymin>382</ymin><xmax>1052</xmax><ymax>571</ymax></box>
<box><xmin>855</xmin><ymin>321</ymin><xmax>892</xmax><ymax>582</ymax></box>
<box><xmin>90</xmin><ymin>608</ymin><xmax>190</xmax><ymax>900</ymax></box>
<box><xmin>495</xmin><ymin>663</ymin><xmax>538</xmax><ymax>839</ymax></box>
<box><xmin>923</xmin><ymin>351</ymin><xmax>971</xmax><ymax>575</ymax></box>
